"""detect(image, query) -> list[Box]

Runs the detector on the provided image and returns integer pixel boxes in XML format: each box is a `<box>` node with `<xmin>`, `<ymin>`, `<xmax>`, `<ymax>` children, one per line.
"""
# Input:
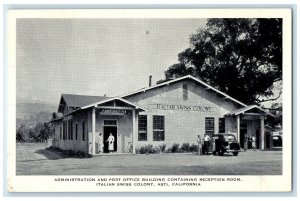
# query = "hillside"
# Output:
<box><xmin>16</xmin><ymin>101</ymin><xmax>57</xmax><ymax>128</ymax></box>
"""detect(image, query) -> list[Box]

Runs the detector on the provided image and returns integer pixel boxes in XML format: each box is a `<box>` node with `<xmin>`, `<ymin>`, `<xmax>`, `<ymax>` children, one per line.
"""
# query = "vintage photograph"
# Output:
<box><xmin>8</xmin><ymin>9</ymin><xmax>292</xmax><ymax>192</ymax></box>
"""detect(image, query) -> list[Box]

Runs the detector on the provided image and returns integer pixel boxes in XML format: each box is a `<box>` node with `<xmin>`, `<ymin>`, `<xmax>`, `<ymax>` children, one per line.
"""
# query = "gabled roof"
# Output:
<box><xmin>225</xmin><ymin>105</ymin><xmax>275</xmax><ymax>117</ymax></box>
<box><xmin>81</xmin><ymin>97</ymin><xmax>146</xmax><ymax>111</ymax></box>
<box><xmin>62</xmin><ymin>94</ymin><xmax>110</xmax><ymax>107</ymax></box>
<box><xmin>121</xmin><ymin>75</ymin><xmax>247</xmax><ymax>107</ymax></box>
<box><xmin>58</xmin><ymin>94</ymin><xmax>111</xmax><ymax>113</ymax></box>
<box><xmin>58</xmin><ymin>96</ymin><xmax>146</xmax><ymax>117</ymax></box>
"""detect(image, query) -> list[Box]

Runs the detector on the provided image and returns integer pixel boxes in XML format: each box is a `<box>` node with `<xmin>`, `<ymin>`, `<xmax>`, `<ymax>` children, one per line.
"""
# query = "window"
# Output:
<box><xmin>205</xmin><ymin>117</ymin><xmax>215</xmax><ymax>135</ymax></box>
<box><xmin>183</xmin><ymin>83</ymin><xmax>188</xmax><ymax>100</ymax></box>
<box><xmin>66</xmin><ymin>119</ymin><xmax>73</xmax><ymax>140</ymax></box>
<box><xmin>82</xmin><ymin>122</ymin><xmax>85</xmax><ymax>141</ymax></box>
<box><xmin>138</xmin><ymin>115</ymin><xmax>147</xmax><ymax>141</ymax></box>
<box><xmin>65</xmin><ymin>121</ymin><xmax>68</xmax><ymax>140</ymax></box>
<box><xmin>104</xmin><ymin>120</ymin><xmax>117</xmax><ymax>126</ymax></box>
<box><xmin>68</xmin><ymin>120</ymin><xmax>70</xmax><ymax>140</ymax></box>
<box><xmin>75</xmin><ymin>124</ymin><xmax>78</xmax><ymax>140</ymax></box>
<box><xmin>62</xmin><ymin>122</ymin><xmax>64</xmax><ymax>140</ymax></box>
<box><xmin>70</xmin><ymin>120</ymin><xmax>73</xmax><ymax>140</ymax></box>
<box><xmin>60</xmin><ymin>127</ymin><xmax>62</xmax><ymax>140</ymax></box>
<box><xmin>153</xmin><ymin>115</ymin><xmax>165</xmax><ymax>141</ymax></box>
<box><xmin>63</xmin><ymin>121</ymin><xmax>67</xmax><ymax>140</ymax></box>
<box><xmin>64</xmin><ymin>121</ymin><xmax>66</xmax><ymax>140</ymax></box>
<box><xmin>219</xmin><ymin>118</ymin><xmax>225</xmax><ymax>133</ymax></box>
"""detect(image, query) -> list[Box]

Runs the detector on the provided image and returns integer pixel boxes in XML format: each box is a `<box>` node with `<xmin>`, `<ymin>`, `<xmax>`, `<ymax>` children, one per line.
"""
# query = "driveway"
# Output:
<box><xmin>16</xmin><ymin>143</ymin><xmax>282</xmax><ymax>175</ymax></box>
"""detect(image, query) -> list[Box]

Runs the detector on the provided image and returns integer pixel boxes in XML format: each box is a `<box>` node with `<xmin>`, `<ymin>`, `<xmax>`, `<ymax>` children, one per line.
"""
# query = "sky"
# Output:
<box><xmin>16</xmin><ymin>18</ymin><xmax>281</xmax><ymax>108</ymax></box>
<box><xmin>16</xmin><ymin>18</ymin><xmax>207</xmax><ymax>105</ymax></box>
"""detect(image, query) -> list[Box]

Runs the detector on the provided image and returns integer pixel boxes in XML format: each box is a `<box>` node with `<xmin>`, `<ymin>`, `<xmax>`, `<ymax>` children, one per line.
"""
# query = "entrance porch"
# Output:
<box><xmin>82</xmin><ymin>97</ymin><xmax>145</xmax><ymax>155</ymax></box>
<box><xmin>225</xmin><ymin>105</ymin><xmax>275</xmax><ymax>150</ymax></box>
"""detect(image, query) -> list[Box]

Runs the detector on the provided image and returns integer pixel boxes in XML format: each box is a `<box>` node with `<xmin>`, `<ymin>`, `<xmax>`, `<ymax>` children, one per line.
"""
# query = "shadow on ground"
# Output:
<box><xmin>35</xmin><ymin>149</ymin><xmax>63</xmax><ymax>160</ymax></box>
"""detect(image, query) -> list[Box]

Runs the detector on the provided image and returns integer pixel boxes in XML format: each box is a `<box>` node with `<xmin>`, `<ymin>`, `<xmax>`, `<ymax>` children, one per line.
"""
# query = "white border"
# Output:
<box><xmin>7</xmin><ymin>8</ymin><xmax>292</xmax><ymax>192</ymax></box>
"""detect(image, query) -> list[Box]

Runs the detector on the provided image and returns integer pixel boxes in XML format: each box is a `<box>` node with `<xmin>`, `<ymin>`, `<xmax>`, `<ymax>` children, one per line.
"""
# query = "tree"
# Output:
<box><xmin>52</xmin><ymin>112</ymin><xmax>57</xmax><ymax>120</ymax></box>
<box><xmin>16</xmin><ymin>124</ymin><xmax>29</xmax><ymax>142</ymax></box>
<box><xmin>33</xmin><ymin>122</ymin><xmax>54</xmax><ymax>142</ymax></box>
<box><xmin>17</xmin><ymin>121</ymin><xmax>54</xmax><ymax>143</ymax></box>
<box><xmin>164</xmin><ymin>18</ymin><xmax>282</xmax><ymax>105</ymax></box>
<box><xmin>270</xmin><ymin>103</ymin><xmax>282</xmax><ymax>126</ymax></box>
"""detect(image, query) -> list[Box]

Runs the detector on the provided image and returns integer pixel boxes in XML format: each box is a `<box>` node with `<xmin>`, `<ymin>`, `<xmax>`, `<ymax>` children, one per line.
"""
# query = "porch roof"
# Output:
<box><xmin>58</xmin><ymin>94</ymin><xmax>111</xmax><ymax>113</ymax></box>
<box><xmin>81</xmin><ymin>97</ymin><xmax>146</xmax><ymax>111</ymax></box>
<box><xmin>225</xmin><ymin>105</ymin><xmax>275</xmax><ymax>117</ymax></box>
<box><xmin>59</xmin><ymin>97</ymin><xmax>146</xmax><ymax>118</ymax></box>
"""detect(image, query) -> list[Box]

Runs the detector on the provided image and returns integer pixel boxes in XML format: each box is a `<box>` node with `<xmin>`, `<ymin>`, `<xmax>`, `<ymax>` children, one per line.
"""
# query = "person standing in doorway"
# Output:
<box><xmin>106</xmin><ymin>133</ymin><xmax>115</xmax><ymax>153</ymax></box>
<box><xmin>197</xmin><ymin>135</ymin><xmax>203</xmax><ymax>155</ymax></box>
<box><xmin>204</xmin><ymin>134</ymin><xmax>211</xmax><ymax>155</ymax></box>
<box><xmin>251</xmin><ymin>135</ymin><xmax>256</xmax><ymax>150</ymax></box>
<box><xmin>248</xmin><ymin>136</ymin><xmax>252</xmax><ymax>150</ymax></box>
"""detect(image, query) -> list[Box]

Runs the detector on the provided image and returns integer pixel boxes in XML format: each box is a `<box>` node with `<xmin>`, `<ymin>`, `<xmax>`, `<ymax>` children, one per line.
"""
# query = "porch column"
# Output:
<box><xmin>236</xmin><ymin>115</ymin><xmax>240</xmax><ymax>143</ymax></box>
<box><xmin>92</xmin><ymin>107</ymin><xmax>96</xmax><ymax>155</ymax></box>
<box><xmin>132</xmin><ymin>109</ymin><xmax>136</xmax><ymax>154</ymax></box>
<box><xmin>260</xmin><ymin>116</ymin><xmax>265</xmax><ymax>150</ymax></box>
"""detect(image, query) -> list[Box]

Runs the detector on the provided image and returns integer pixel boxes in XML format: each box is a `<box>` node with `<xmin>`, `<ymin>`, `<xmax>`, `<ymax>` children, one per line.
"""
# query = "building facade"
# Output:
<box><xmin>52</xmin><ymin>75</ymin><xmax>273</xmax><ymax>155</ymax></box>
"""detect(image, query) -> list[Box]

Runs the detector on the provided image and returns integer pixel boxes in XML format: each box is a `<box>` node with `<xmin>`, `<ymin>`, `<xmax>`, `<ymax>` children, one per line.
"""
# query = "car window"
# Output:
<box><xmin>224</xmin><ymin>135</ymin><xmax>236</xmax><ymax>141</ymax></box>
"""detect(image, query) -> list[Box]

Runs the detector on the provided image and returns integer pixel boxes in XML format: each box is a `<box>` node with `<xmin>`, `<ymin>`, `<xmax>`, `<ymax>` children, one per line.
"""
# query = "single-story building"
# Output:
<box><xmin>51</xmin><ymin>75</ymin><xmax>274</xmax><ymax>155</ymax></box>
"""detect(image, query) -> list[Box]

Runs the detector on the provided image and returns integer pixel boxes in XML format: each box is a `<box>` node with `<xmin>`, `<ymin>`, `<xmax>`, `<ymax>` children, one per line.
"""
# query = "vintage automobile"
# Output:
<box><xmin>212</xmin><ymin>133</ymin><xmax>241</xmax><ymax>156</ymax></box>
<box><xmin>272</xmin><ymin>133</ymin><xmax>282</xmax><ymax>150</ymax></box>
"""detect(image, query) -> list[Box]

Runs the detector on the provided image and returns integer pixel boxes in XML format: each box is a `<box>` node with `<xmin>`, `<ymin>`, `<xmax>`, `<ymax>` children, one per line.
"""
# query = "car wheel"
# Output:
<box><xmin>233</xmin><ymin>152</ymin><xmax>238</xmax><ymax>156</ymax></box>
<box><xmin>218</xmin><ymin>150</ymin><xmax>224</xmax><ymax>156</ymax></box>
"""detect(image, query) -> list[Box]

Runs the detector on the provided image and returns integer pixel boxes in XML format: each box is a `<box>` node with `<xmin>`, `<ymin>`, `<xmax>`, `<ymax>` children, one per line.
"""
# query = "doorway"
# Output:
<box><xmin>103</xmin><ymin>126</ymin><xmax>117</xmax><ymax>153</ymax></box>
<box><xmin>240</xmin><ymin>123</ymin><xmax>247</xmax><ymax>149</ymax></box>
<box><xmin>255</xmin><ymin>129</ymin><xmax>260</xmax><ymax>149</ymax></box>
<box><xmin>240</xmin><ymin>128</ymin><xmax>247</xmax><ymax>149</ymax></box>
<box><xmin>266</xmin><ymin>132</ymin><xmax>271</xmax><ymax>149</ymax></box>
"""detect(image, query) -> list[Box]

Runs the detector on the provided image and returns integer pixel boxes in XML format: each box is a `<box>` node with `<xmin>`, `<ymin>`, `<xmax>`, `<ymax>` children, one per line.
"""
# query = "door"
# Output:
<box><xmin>266</xmin><ymin>132</ymin><xmax>271</xmax><ymax>149</ymax></box>
<box><xmin>103</xmin><ymin>126</ymin><xmax>117</xmax><ymax>153</ymax></box>
<box><xmin>255</xmin><ymin>129</ymin><xmax>260</xmax><ymax>149</ymax></box>
<box><xmin>240</xmin><ymin>128</ymin><xmax>247</xmax><ymax>149</ymax></box>
<box><xmin>240</xmin><ymin>122</ymin><xmax>247</xmax><ymax>149</ymax></box>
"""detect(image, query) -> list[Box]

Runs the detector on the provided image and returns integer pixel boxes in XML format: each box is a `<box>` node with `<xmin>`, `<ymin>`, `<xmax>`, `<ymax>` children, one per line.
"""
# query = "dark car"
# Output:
<box><xmin>272</xmin><ymin>134</ymin><xmax>282</xmax><ymax>150</ymax></box>
<box><xmin>212</xmin><ymin>133</ymin><xmax>241</xmax><ymax>156</ymax></box>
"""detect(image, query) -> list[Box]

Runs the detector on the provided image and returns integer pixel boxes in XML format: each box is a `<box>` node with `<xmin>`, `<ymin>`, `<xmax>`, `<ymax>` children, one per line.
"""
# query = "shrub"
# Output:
<box><xmin>77</xmin><ymin>151</ymin><xmax>85</xmax><ymax>158</ymax></box>
<box><xmin>189</xmin><ymin>144</ymin><xmax>198</xmax><ymax>152</ymax></box>
<box><xmin>138</xmin><ymin>144</ymin><xmax>154</xmax><ymax>154</ymax></box>
<box><xmin>159</xmin><ymin>144</ymin><xmax>167</xmax><ymax>153</ymax></box>
<box><xmin>137</xmin><ymin>145</ymin><xmax>162</xmax><ymax>154</ymax></box>
<box><xmin>181</xmin><ymin>143</ymin><xmax>190</xmax><ymax>152</ymax></box>
<box><xmin>153</xmin><ymin>147</ymin><xmax>161</xmax><ymax>154</ymax></box>
<box><xmin>178</xmin><ymin>148</ymin><xmax>185</xmax><ymax>153</ymax></box>
<box><xmin>67</xmin><ymin>150</ymin><xmax>76</xmax><ymax>157</ymax></box>
<box><xmin>137</xmin><ymin>143</ymin><xmax>200</xmax><ymax>154</ymax></box>
<box><xmin>165</xmin><ymin>147</ymin><xmax>172</xmax><ymax>153</ymax></box>
<box><xmin>171</xmin><ymin>143</ymin><xmax>180</xmax><ymax>153</ymax></box>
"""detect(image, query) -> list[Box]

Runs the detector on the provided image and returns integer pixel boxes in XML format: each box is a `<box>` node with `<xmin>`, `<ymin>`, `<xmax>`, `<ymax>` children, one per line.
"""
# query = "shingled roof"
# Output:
<box><xmin>121</xmin><ymin>75</ymin><xmax>247</xmax><ymax>107</ymax></box>
<box><xmin>58</xmin><ymin>94</ymin><xmax>110</xmax><ymax>113</ymax></box>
